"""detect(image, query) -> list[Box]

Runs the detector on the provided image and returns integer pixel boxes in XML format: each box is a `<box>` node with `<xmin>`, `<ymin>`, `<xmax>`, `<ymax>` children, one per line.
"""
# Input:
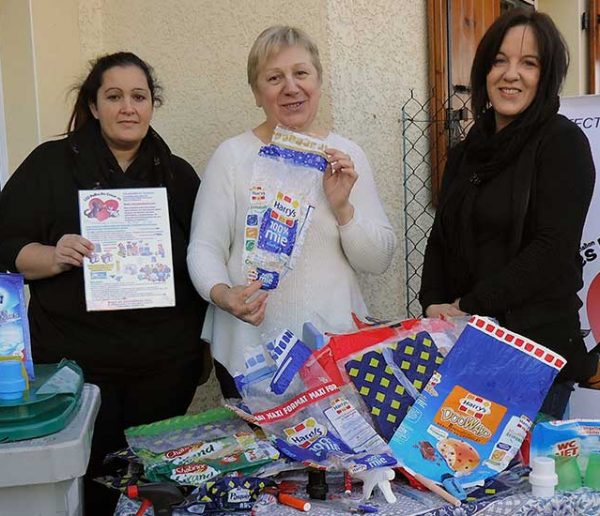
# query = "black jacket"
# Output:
<box><xmin>0</xmin><ymin>122</ymin><xmax>207</xmax><ymax>376</ymax></box>
<box><xmin>420</xmin><ymin>115</ymin><xmax>595</xmax><ymax>380</ymax></box>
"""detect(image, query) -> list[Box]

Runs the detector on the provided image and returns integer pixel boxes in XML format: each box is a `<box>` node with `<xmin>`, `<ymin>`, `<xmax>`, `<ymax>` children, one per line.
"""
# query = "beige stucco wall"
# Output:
<box><xmin>80</xmin><ymin>0</ymin><xmax>428</xmax><ymax>411</ymax></box>
<box><xmin>326</xmin><ymin>0</ymin><xmax>427</xmax><ymax>320</ymax></box>
<box><xmin>29</xmin><ymin>0</ymin><xmax>83</xmax><ymax>140</ymax></box>
<box><xmin>0</xmin><ymin>0</ymin><xmax>38</xmax><ymax>173</ymax></box>
<box><xmin>1</xmin><ymin>0</ymin><xmax>428</xmax><ymax>410</ymax></box>
<box><xmin>89</xmin><ymin>1</ymin><xmax>338</xmax><ymax>410</ymax></box>
<box><xmin>85</xmin><ymin>2</ymin><xmax>429</xmax><ymax>310</ymax></box>
<box><xmin>538</xmin><ymin>0</ymin><xmax>587</xmax><ymax>96</ymax></box>
<box><xmin>94</xmin><ymin>0</ymin><xmax>332</xmax><ymax>171</ymax></box>
<box><xmin>0</xmin><ymin>0</ymin><xmax>83</xmax><ymax>171</ymax></box>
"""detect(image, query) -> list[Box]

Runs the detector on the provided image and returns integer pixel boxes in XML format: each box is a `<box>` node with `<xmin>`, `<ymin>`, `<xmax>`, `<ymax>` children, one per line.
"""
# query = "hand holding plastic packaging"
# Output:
<box><xmin>242</xmin><ymin>126</ymin><xmax>327</xmax><ymax>290</ymax></box>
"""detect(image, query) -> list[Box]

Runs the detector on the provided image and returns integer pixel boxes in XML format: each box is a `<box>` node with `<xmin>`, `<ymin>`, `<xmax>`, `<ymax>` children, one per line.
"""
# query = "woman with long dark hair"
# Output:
<box><xmin>0</xmin><ymin>52</ymin><xmax>207</xmax><ymax>515</ymax></box>
<box><xmin>420</xmin><ymin>9</ymin><xmax>600</xmax><ymax>418</ymax></box>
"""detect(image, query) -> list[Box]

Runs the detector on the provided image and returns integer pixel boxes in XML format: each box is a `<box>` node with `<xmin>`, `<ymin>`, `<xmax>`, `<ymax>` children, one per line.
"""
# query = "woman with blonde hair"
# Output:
<box><xmin>188</xmin><ymin>26</ymin><xmax>396</xmax><ymax>397</ymax></box>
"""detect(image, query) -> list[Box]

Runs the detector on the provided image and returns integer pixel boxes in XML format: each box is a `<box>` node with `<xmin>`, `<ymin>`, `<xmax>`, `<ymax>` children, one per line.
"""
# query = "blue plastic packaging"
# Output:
<box><xmin>234</xmin><ymin>330</ymin><xmax>397</xmax><ymax>473</ymax></box>
<box><xmin>0</xmin><ymin>273</ymin><xmax>34</xmax><ymax>379</ymax></box>
<box><xmin>390</xmin><ymin>316</ymin><xmax>564</xmax><ymax>486</ymax></box>
<box><xmin>0</xmin><ymin>360</ymin><xmax>27</xmax><ymax>400</ymax></box>
<box><xmin>243</xmin><ymin>127</ymin><xmax>326</xmax><ymax>290</ymax></box>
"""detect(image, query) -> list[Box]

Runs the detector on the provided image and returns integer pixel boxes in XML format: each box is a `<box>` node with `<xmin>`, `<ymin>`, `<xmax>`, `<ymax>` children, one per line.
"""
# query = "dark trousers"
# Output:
<box><xmin>214</xmin><ymin>360</ymin><xmax>241</xmax><ymax>399</ymax></box>
<box><xmin>515</xmin><ymin>314</ymin><xmax>590</xmax><ymax>420</ymax></box>
<box><xmin>521</xmin><ymin>314</ymin><xmax>596</xmax><ymax>382</ymax></box>
<box><xmin>539</xmin><ymin>381</ymin><xmax>575</xmax><ymax>419</ymax></box>
<box><xmin>84</xmin><ymin>353</ymin><xmax>203</xmax><ymax>516</ymax></box>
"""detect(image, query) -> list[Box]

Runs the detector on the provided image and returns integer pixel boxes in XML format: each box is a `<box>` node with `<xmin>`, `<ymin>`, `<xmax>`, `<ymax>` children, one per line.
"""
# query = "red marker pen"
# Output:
<box><xmin>344</xmin><ymin>472</ymin><xmax>352</xmax><ymax>495</ymax></box>
<box><xmin>278</xmin><ymin>493</ymin><xmax>311</xmax><ymax>512</ymax></box>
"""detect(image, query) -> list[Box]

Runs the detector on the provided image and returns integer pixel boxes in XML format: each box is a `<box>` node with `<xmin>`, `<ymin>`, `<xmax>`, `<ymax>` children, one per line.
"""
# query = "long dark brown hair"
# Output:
<box><xmin>67</xmin><ymin>52</ymin><xmax>163</xmax><ymax>133</ymax></box>
<box><xmin>470</xmin><ymin>8</ymin><xmax>569</xmax><ymax>128</ymax></box>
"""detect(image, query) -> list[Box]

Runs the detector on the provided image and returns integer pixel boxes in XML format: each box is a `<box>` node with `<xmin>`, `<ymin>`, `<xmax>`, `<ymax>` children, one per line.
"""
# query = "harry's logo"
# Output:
<box><xmin>284</xmin><ymin>417</ymin><xmax>326</xmax><ymax>448</ymax></box>
<box><xmin>434</xmin><ymin>385</ymin><xmax>507</xmax><ymax>445</ymax></box>
<box><xmin>458</xmin><ymin>394</ymin><xmax>492</xmax><ymax>420</ymax></box>
<box><xmin>272</xmin><ymin>192</ymin><xmax>299</xmax><ymax>226</ymax></box>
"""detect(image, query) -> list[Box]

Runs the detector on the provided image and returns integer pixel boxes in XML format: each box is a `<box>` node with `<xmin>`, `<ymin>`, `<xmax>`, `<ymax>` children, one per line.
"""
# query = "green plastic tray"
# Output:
<box><xmin>0</xmin><ymin>361</ymin><xmax>83</xmax><ymax>442</ymax></box>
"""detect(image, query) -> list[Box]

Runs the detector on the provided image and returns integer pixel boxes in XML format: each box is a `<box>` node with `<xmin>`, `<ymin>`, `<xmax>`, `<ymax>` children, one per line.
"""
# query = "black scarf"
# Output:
<box><xmin>68</xmin><ymin>120</ymin><xmax>174</xmax><ymax>189</ymax></box>
<box><xmin>437</xmin><ymin>99</ymin><xmax>559</xmax><ymax>295</ymax></box>
<box><xmin>67</xmin><ymin>120</ymin><xmax>188</xmax><ymax>234</ymax></box>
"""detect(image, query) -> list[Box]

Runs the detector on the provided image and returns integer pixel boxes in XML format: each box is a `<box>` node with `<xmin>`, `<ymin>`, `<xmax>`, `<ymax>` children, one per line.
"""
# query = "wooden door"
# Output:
<box><xmin>588</xmin><ymin>0</ymin><xmax>600</xmax><ymax>93</ymax></box>
<box><xmin>428</xmin><ymin>0</ymin><xmax>499</xmax><ymax>205</ymax></box>
<box><xmin>449</xmin><ymin>1</ymin><xmax>500</xmax><ymax>94</ymax></box>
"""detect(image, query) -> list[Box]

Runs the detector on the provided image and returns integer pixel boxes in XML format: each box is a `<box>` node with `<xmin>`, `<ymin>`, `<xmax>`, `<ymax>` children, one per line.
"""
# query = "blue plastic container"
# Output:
<box><xmin>0</xmin><ymin>360</ymin><xmax>26</xmax><ymax>401</ymax></box>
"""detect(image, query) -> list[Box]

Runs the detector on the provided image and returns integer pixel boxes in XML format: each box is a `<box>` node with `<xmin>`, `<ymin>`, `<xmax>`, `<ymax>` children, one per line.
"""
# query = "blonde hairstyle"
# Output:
<box><xmin>247</xmin><ymin>25</ymin><xmax>322</xmax><ymax>90</ymax></box>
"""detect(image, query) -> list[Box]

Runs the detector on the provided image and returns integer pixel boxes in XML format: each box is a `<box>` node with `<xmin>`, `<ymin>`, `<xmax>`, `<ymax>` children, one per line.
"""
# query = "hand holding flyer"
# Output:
<box><xmin>78</xmin><ymin>188</ymin><xmax>175</xmax><ymax>311</ymax></box>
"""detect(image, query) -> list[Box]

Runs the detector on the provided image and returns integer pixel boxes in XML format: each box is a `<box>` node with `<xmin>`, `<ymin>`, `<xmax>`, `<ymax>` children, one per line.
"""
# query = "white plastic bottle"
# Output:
<box><xmin>529</xmin><ymin>456</ymin><xmax>558</xmax><ymax>498</ymax></box>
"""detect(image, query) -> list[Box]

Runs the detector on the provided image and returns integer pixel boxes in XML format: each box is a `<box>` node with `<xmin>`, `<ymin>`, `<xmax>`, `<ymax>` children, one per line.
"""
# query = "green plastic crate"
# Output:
<box><xmin>0</xmin><ymin>361</ymin><xmax>84</xmax><ymax>442</ymax></box>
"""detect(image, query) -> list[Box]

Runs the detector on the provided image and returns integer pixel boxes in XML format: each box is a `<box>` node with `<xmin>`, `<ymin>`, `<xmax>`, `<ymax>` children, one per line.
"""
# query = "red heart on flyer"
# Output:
<box><xmin>96</xmin><ymin>208</ymin><xmax>109</xmax><ymax>221</ymax></box>
<box><xmin>85</xmin><ymin>198</ymin><xmax>115</xmax><ymax>221</ymax></box>
<box><xmin>104</xmin><ymin>200</ymin><xmax>119</xmax><ymax>211</ymax></box>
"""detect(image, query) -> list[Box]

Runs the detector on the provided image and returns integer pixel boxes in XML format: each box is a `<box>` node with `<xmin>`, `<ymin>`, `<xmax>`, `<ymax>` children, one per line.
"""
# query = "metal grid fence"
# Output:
<box><xmin>401</xmin><ymin>91</ymin><xmax>473</xmax><ymax>317</ymax></box>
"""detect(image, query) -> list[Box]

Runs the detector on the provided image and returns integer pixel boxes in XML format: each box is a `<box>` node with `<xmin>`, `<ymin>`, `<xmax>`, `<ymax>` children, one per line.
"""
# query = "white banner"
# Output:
<box><xmin>560</xmin><ymin>95</ymin><xmax>600</xmax><ymax>351</ymax></box>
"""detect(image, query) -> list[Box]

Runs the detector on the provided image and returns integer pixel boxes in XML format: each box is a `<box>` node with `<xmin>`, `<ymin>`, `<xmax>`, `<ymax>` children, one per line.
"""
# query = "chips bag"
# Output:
<box><xmin>125</xmin><ymin>408</ymin><xmax>279</xmax><ymax>486</ymax></box>
<box><xmin>390</xmin><ymin>316</ymin><xmax>565</xmax><ymax>486</ymax></box>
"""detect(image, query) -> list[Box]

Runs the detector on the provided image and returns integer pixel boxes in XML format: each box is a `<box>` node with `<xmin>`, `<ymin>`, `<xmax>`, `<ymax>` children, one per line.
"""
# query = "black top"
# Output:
<box><xmin>420</xmin><ymin>114</ymin><xmax>595</xmax><ymax>380</ymax></box>
<box><xmin>0</xmin><ymin>122</ymin><xmax>207</xmax><ymax>377</ymax></box>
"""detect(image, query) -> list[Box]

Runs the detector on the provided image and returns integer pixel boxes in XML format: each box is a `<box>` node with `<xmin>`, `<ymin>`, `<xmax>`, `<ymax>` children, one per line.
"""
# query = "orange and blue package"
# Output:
<box><xmin>390</xmin><ymin>316</ymin><xmax>565</xmax><ymax>486</ymax></box>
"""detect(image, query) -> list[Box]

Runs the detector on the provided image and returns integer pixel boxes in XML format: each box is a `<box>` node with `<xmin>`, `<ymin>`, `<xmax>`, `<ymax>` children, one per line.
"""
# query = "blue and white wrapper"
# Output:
<box><xmin>243</xmin><ymin>126</ymin><xmax>326</xmax><ymax>290</ymax></box>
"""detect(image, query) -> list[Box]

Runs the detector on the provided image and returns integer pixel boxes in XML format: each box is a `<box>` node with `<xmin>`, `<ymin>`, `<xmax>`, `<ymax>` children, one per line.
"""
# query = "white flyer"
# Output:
<box><xmin>78</xmin><ymin>188</ymin><xmax>175</xmax><ymax>311</ymax></box>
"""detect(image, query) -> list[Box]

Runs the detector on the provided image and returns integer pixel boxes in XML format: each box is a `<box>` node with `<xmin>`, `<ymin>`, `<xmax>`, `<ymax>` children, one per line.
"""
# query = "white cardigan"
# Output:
<box><xmin>187</xmin><ymin>130</ymin><xmax>396</xmax><ymax>374</ymax></box>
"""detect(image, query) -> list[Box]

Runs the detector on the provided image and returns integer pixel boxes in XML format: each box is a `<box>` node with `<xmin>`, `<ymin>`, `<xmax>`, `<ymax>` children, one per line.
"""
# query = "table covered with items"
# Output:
<box><xmin>115</xmin><ymin>483</ymin><xmax>600</xmax><ymax>516</ymax></box>
<box><xmin>103</xmin><ymin>314</ymin><xmax>600</xmax><ymax>515</ymax></box>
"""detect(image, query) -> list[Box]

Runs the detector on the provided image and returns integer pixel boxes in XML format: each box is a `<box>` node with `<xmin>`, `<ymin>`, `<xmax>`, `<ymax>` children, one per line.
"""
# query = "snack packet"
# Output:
<box><xmin>344</xmin><ymin>331</ymin><xmax>445</xmax><ymax>440</ymax></box>
<box><xmin>0</xmin><ymin>273</ymin><xmax>34</xmax><ymax>379</ymax></box>
<box><xmin>314</xmin><ymin>317</ymin><xmax>468</xmax><ymax>440</ymax></box>
<box><xmin>125</xmin><ymin>407</ymin><xmax>279</xmax><ymax>486</ymax></box>
<box><xmin>242</xmin><ymin>126</ymin><xmax>327</xmax><ymax>290</ymax></box>
<box><xmin>146</xmin><ymin>439</ymin><xmax>280</xmax><ymax>486</ymax></box>
<box><xmin>390</xmin><ymin>316</ymin><xmax>565</xmax><ymax>486</ymax></box>
<box><xmin>125</xmin><ymin>408</ymin><xmax>250</xmax><ymax>454</ymax></box>
<box><xmin>180</xmin><ymin>476</ymin><xmax>275</xmax><ymax>514</ymax></box>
